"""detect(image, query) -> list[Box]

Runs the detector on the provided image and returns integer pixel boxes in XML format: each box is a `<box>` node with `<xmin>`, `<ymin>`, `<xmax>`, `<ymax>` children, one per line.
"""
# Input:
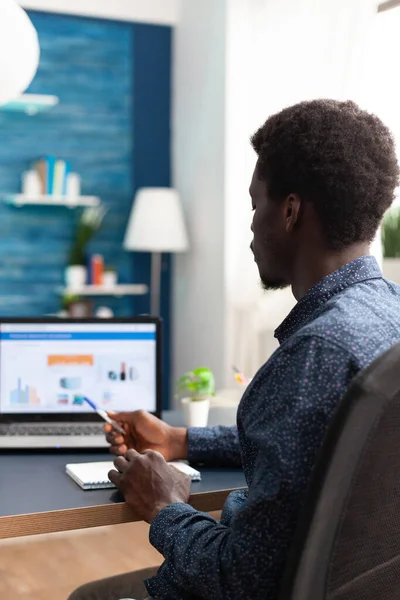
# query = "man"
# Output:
<box><xmin>70</xmin><ymin>99</ymin><xmax>400</xmax><ymax>600</ymax></box>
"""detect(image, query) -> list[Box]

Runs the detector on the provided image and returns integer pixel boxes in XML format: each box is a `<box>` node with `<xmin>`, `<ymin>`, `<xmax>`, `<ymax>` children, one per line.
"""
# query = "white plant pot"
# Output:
<box><xmin>181</xmin><ymin>397</ymin><xmax>210</xmax><ymax>428</ymax></box>
<box><xmin>103</xmin><ymin>271</ymin><xmax>117</xmax><ymax>287</ymax></box>
<box><xmin>382</xmin><ymin>258</ymin><xmax>400</xmax><ymax>285</ymax></box>
<box><xmin>65</xmin><ymin>265</ymin><xmax>87</xmax><ymax>289</ymax></box>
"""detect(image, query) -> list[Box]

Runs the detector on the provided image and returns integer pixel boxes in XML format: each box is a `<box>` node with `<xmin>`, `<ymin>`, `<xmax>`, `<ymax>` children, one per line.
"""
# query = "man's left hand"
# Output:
<box><xmin>108</xmin><ymin>449</ymin><xmax>191</xmax><ymax>523</ymax></box>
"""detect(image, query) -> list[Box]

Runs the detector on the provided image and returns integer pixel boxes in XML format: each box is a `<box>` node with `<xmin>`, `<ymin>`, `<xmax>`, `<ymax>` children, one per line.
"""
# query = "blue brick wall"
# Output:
<box><xmin>0</xmin><ymin>12</ymin><xmax>172</xmax><ymax>405</ymax></box>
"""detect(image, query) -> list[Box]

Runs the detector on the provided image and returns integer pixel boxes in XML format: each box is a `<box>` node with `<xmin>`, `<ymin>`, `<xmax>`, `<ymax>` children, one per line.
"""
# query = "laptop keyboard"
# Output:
<box><xmin>0</xmin><ymin>423</ymin><xmax>105</xmax><ymax>436</ymax></box>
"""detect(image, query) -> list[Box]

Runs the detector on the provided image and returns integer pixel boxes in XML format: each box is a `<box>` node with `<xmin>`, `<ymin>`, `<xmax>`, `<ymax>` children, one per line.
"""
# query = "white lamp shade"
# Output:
<box><xmin>0</xmin><ymin>0</ymin><xmax>40</xmax><ymax>105</ymax></box>
<box><xmin>124</xmin><ymin>187</ymin><xmax>189</xmax><ymax>253</ymax></box>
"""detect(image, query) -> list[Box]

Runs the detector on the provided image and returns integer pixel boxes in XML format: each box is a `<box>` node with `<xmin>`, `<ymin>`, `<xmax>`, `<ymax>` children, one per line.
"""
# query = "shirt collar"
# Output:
<box><xmin>274</xmin><ymin>255</ymin><xmax>383</xmax><ymax>344</ymax></box>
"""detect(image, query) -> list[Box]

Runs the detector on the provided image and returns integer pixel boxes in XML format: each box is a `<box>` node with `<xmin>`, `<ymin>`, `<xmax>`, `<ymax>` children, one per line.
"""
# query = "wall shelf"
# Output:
<box><xmin>60</xmin><ymin>284</ymin><xmax>148</xmax><ymax>297</ymax></box>
<box><xmin>0</xmin><ymin>94</ymin><xmax>59</xmax><ymax>115</ymax></box>
<box><xmin>2</xmin><ymin>194</ymin><xmax>100</xmax><ymax>208</ymax></box>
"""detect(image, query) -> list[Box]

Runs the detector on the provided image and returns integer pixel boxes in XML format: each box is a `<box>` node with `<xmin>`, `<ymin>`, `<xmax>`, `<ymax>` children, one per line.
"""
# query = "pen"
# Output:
<box><xmin>232</xmin><ymin>365</ymin><xmax>250</xmax><ymax>385</ymax></box>
<box><xmin>83</xmin><ymin>397</ymin><xmax>126</xmax><ymax>435</ymax></box>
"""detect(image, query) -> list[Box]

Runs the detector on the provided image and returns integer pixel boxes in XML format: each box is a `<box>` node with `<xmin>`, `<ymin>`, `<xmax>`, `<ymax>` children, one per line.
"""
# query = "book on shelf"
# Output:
<box><xmin>33</xmin><ymin>156</ymin><xmax>71</xmax><ymax>196</ymax></box>
<box><xmin>33</xmin><ymin>159</ymin><xmax>46</xmax><ymax>195</ymax></box>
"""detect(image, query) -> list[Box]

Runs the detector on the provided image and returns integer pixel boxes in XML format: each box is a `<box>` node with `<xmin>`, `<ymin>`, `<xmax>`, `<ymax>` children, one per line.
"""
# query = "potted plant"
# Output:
<box><xmin>176</xmin><ymin>367</ymin><xmax>215</xmax><ymax>427</ymax></box>
<box><xmin>382</xmin><ymin>205</ymin><xmax>400</xmax><ymax>284</ymax></box>
<box><xmin>61</xmin><ymin>293</ymin><xmax>92</xmax><ymax>317</ymax></box>
<box><xmin>65</xmin><ymin>206</ymin><xmax>107</xmax><ymax>289</ymax></box>
<box><xmin>103</xmin><ymin>265</ymin><xmax>118</xmax><ymax>288</ymax></box>
<box><xmin>61</xmin><ymin>293</ymin><xmax>80</xmax><ymax>311</ymax></box>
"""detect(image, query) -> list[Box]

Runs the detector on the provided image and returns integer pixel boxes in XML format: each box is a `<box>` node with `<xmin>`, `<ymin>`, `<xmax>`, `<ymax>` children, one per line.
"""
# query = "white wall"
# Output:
<box><xmin>19</xmin><ymin>0</ymin><xmax>181</xmax><ymax>25</ymax></box>
<box><xmin>172</xmin><ymin>0</ymin><xmax>379</xmax><ymax>393</ymax></box>
<box><xmin>172</xmin><ymin>0</ymin><xmax>227</xmax><ymax>391</ymax></box>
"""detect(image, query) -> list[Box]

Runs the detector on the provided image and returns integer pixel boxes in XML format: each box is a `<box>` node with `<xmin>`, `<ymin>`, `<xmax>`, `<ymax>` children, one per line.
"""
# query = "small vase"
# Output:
<box><xmin>65</xmin><ymin>265</ymin><xmax>87</xmax><ymax>289</ymax></box>
<box><xmin>181</xmin><ymin>397</ymin><xmax>210</xmax><ymax>428</ymax></box>
<box><xmin>103</xmin><ymin>271</ymin><xmax>117</xmax><ymax>288</ymax></box>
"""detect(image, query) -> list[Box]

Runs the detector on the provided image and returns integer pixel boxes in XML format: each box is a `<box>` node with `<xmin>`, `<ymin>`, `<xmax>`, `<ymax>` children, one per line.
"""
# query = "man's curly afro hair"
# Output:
<box><xmin>251</xmin><ymin>99</ymin><xmax>400</xmax><ymax>251</ymax></box>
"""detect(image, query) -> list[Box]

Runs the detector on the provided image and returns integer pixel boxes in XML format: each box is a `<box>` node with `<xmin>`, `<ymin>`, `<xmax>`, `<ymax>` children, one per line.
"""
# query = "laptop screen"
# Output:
<box><xmin>0</xmin><ymin>321</ymin><xmax>159</xmax><ymax>416</ymax></box>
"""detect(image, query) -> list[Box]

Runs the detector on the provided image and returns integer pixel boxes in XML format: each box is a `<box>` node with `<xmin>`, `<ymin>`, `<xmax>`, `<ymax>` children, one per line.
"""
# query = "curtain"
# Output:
<box><xmin>225</xmin><ymin>0</ymin><xmax>378</xmax><ymax>381</ymax></box>
<box><xmin>361</xmin><ymin>6</ymin><xmax>400</xmax><ymax>206</ymax></box>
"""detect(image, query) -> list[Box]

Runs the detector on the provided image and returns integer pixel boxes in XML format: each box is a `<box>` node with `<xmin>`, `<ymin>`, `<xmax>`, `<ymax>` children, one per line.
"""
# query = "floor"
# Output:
<box><xmin>0</xmin><ymin>512</ymin><xmax>220</xmax><ymax>600</ymax></box>
<box><xmin>0</xmin><ymin>522</ymin><xmax>162</xmax><ymax>600</ymax></box>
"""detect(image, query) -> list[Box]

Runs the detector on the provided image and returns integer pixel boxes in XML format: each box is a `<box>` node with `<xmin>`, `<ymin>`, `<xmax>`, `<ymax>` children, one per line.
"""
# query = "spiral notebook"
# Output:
<box><xmin>66</xmin><ymin>460</ymin><xmax>201</xmax><ymax>490</ymax></box>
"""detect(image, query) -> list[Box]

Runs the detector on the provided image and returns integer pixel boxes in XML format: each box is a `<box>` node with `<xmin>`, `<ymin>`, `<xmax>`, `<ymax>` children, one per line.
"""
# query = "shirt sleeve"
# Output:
<box><xmin>187</xmin><ymin>425</ymin><xmax>241</xmax><ymax>467</ymax></box>
<box><xmin>145</xmin><ymin>335</ymin><xmax>358</xmax><ymax>600</ymax></box>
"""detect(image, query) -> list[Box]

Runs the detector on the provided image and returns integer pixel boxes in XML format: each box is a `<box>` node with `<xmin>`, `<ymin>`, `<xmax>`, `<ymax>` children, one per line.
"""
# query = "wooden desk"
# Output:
<box><xmin>0</xmin><ymin>452</ymin><xmax>246</xmax><ymax>539</ymax></box>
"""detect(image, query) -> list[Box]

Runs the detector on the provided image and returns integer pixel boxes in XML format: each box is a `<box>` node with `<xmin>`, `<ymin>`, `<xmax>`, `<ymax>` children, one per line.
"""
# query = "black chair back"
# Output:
<box><xmin>279</xmin><ymin>342</ymin><xmax>400</xmax><ymax>600</ymax></box>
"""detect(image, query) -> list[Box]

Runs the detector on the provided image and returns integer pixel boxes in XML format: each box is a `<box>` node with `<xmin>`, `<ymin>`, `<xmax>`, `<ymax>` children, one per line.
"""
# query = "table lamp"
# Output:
<box><xmin>0</xmin><ymin>0</ymin><xmax>40</xmax><ymax>105</ymax></box>
<box><xmin>124</xmin><ymin>187</ymin><xmax>189</xmax><ymax>315</ymax></box>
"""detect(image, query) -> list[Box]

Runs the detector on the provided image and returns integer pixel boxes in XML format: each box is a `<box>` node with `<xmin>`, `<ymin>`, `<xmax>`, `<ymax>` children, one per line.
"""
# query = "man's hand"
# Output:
<box><xmin>104</xmin><ymin>410</ymin><xmax>188</xmax><ymax>462</ymax></box>
<box><xmin>108</xmin><ymin>449</ymin><xmax>191</xmax><ymax>523</ymax></box>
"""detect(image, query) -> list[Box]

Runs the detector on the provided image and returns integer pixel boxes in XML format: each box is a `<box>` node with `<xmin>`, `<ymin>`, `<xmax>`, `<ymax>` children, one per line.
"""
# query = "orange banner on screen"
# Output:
<box><xmin>47</xmin><ymin>355</ymin><xmax>94</xmax><ymax>366</ymax></box>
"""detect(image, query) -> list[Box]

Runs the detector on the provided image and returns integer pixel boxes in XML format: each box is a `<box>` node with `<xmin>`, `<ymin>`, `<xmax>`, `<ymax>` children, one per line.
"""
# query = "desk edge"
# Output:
<box><xmin>0</xmin><ymin>486</ymin><xmax>245</xmax><ymax>539</ymax></box>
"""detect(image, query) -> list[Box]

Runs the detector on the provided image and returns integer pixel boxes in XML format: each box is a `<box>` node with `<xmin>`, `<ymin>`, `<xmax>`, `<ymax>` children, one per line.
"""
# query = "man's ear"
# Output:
<box><xmin>285</xmin><ymin>194</ymin><xmax>301</xmax><ymax>233</ymax></box>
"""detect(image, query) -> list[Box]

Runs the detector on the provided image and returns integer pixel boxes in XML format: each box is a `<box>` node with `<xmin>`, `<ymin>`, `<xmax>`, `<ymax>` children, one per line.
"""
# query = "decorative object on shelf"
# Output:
<box><xmin>103</xmin><ymin>266</ymin><xmax>118</xmax><ymax>288</ymax></box>
<box><xmin>21</xmin><ymin>170</ymin><xmax>42</xmax><ymax>197</ymax></box>
<box><xmin>15</xmin><ymin>158</ymin><xmax>90</xmax><ymax>209</ymax></box>
<box><xmin>61</xmin><ymin>293</ymin><xmax>79</xmax><ymax>312</ymax></box>
<box><xmin>0</xmin><ymin>93</ymin><xmax>59</xmax><ymax>115</ymax></box>
<box><xmin>66</xmin><ymin>206</ymin><xmax>107</xmax><ymax>289</ymax></box>
<box><xmin>65</xmin><ymin>265</ymin><xmax>87</xmax><ymax>290</ymax></box>
<box><xmin>124</xmin><ymin>188</ymin><xmax>189</xmax><ymax>315</ymax></box>
<box><xmin>176</xmin><ymin>367</ymin><xmax>215</xmax><ymax>427</ymax></box>
<box><xmin>382</xmin><ymin>205</ymin><xmax>400</xmax><ymax>284</ymax></box>
<box><xmin>0</xmin><ymin>1</ymin><xmax>39</xmax><ymax>106</ymax></box>
<box><xmin>90</xmin><ymin>254</ymin><xmax>104</xmax><ymax>285</ymax></box>
<box><xmin>95</xmin><ymin>306</ymin><xmax>114</xmax><ymax>318</ymax></box>
<box><xmin>61</xmin><ymin>293</ymin><xmax>92</xmax><ymax>317</ymax></box>
<box><xmin>67</xmin><ymin>298</ymin><xmax>92</xmax><ymax>318</ymax></box>
<box><xmin>66</xmin><ymin>172</ymin><xmax>81</xmax><ymax>200</ymax></box>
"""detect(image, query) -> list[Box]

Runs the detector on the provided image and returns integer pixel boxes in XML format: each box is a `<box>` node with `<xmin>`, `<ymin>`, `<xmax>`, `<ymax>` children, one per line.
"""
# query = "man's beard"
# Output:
<box><xmin>260</xmin><ymin>277</ymin><xmax>289</xmax><ymax>291</ymax></box>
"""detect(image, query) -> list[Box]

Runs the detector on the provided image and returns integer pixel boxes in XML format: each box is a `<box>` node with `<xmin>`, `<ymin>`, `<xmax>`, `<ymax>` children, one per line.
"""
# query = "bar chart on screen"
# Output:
<box><xmin>10</xmin><ymin>378</ymin><xmax>41</xmax><ymax>405</ymax></box>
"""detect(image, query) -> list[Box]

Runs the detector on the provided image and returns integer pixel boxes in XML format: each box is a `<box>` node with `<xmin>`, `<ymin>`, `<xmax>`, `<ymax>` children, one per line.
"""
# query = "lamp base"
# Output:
<box><xmin>150</xmin><ymin>252</ymin><xmax>162</xmax><ymax>315</ymax></box>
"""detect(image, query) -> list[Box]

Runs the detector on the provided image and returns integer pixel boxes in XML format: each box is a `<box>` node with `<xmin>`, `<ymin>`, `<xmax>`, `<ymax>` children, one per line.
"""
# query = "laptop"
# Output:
<box><xmin>0</xmin><ymin>317</ymin><xmax>162</xmax><ymax>449</ymax></box>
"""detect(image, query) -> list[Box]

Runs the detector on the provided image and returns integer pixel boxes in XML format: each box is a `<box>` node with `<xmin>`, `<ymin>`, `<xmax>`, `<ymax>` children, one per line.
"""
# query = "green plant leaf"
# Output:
<box><xmin>175</xmin><ymin>367</ymin><xmax>215</xmax><ymax>400</ymax></box>
<box><xmin>68</xmin><ymin>206</ymin><xmax>107</xmax><ymax>266</ymax></box>
<box><xmin>61</xmin><ymin>294</ymin><xmax>81</xmax><ymax>309</ymax></box>
<box><xmin>382</xmin><ymin>206</ymin><xmax>400</xmax><ymax>258</ymax></box>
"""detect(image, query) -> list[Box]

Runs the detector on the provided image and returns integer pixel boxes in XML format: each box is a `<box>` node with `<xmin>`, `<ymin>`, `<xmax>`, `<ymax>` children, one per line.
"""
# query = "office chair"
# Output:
<box><xmin>279</xmin><ymin>342</ymin><xmax>400</xmax><ymax>600</ymax></box>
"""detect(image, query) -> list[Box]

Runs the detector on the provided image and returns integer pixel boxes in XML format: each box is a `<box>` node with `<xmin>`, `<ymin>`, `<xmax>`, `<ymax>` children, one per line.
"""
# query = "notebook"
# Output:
<box><xmin>66</xmin><ymin>460</ymin><xmax>201</xmax><ymax>490</ymax></box>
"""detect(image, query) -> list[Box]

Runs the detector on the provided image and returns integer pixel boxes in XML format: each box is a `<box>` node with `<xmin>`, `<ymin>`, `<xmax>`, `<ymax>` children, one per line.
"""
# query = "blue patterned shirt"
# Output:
<box><xmin>146</xmin><ymin>256</ymin><xmax>400</xmax><ymax>600</ymax></box>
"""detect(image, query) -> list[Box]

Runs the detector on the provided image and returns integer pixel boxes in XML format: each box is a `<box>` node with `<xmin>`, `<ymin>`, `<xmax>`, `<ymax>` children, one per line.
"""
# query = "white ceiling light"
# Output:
<box><xmin>0</xmin><ymin>0</ymin><xmax>40</xmax><ymax>105</ymax></box>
